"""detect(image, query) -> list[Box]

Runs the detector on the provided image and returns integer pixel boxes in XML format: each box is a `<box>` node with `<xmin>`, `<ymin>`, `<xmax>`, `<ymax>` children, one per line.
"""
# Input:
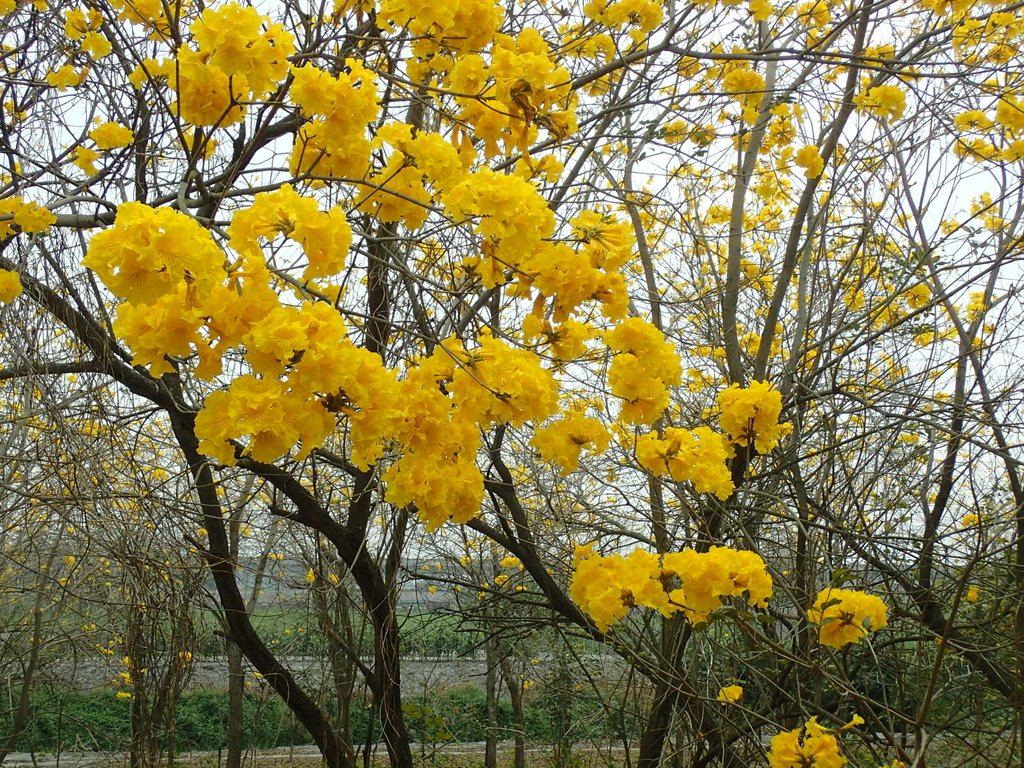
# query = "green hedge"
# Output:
<box><xmin>5</xmin><ymin>689</ymin><xmax>306</xmax><ymax>753</ymax></box>
<box><xmin>3</xmin><ymin>685</ymin><xmax>619</xmax><ymax>752</ymax></box>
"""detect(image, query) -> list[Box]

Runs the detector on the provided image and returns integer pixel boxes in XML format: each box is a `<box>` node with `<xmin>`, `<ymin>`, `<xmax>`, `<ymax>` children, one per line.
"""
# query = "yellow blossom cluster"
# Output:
<box><xmin>636</xmin><ymin>426</ymin><xmax>735</xmax><ymax>499</ymax></box>
<box><xmin>196</xmin><ymin>373</ymin><xmax>337</xmax><ymax>464</ymax></box>
<box><xmin>378</xmin><ymin>0</ymin><xmax>502</xmax><ymax>57</ymax></box>
<box><xmin>108</xmin><ymin>0</ymin><xmax>181</xmax><ymax>37</ymax></box>
<box><xmin>289</xmin><ymin>61</ymin><xmax>379</xmax><ymax>180</ymax></box>
<box><xmin>964</xmin><ymin>291</ymin><xmax>988</xmax><ymax>321</ymax></box>
<box><xmin>717</xmin><ymin>684</ymin><xmax>743</xmax><ymax>704</ymax></box>
<box><xmin>950</xmin><ymin>94</ymin><xmax>1024</xmax><ymax>163</ymax></box>
<box><xmin>228</xmin><ymin>184</ymin><xmax>352</xmax><ymax>281</ymax></box>
<box><xmin>444</xmin><ymin>169</ymin><xmax>553</xmax><ymax>283</ymax></box>
<box><xmin>532</xmin><ymin>410</ymin><xmax>610</xmax><ymax>474</ymax></box>
<box><xmin>83</xmin><ymin>203</ymin><xmax>227</xmax><ymax>376</ymax></box>
<box><xmin>447</xmin><ymin>174</ymin><xmax>630</xmax><ymax>321</ymax></box>
<box><xmin>768</xmin><ymin>717</ymin><xmax>847</xmax><ymax>768</ymax></box>
<box><xmin>379</xmin><ymin>335</ymin><xmax>558</xmax><ymax>530</ymax></box>
<box><xmin>808</xmin><ymin>588</ymin><xmax>888</xmax><ymax>648</ymax></box>
<box><xmin>358</xmin><ymin>123</ymin><xmax>469</xmax><ymax>229</ymax></box>
<box><xmin>45</xmin><ymin>65</ymin><xmax>87</xmax><ymax>90</ymax></box>
<box><xmin>904</xmin><ymin>283</ymin><xmax>930</xmax><ymax>310</ymax></box>
<box><xmin>604</xmin><ymin>318</ymin><xmax>682</xmax><ymax>424</ymax></box>
<box><xmin>64</xmin><ymin>7</ymin><xmax>111</xmax><ymax>59</ymax></box>
<box><xmin>444</xmin><ymin>29</ymin><xmax>575</xmax><ymax>157</ymax></box>
<box><xmin>84</xmin><ymin>195</ymin><xmax>572</xmax><ymax>532</ymax></box>
<box><xmin>855</xmin><ymin>84</ymin><xmax>907</xmax><ymax>121</ymax></box>
<box><xmin>89</xmin><ymin>122</ymin><xmax>134</xmax><ymax>150</ymax></box>
<box><xmin>136</xmin><ymin>3</ymin><xmax>295</xmax><ymax>127</ymax></box>
<box><xmin>793</xmin><ymin>144</ymin><xmax>824</xmax><ymax>178</ymax></box>
<box><xmin>583</xmin><ymin>0</ymin><xmax>664</xmax><ymax>37</ymax></box>
<box><xmin>570</xmin><ymin>545</ymin><xmax>772</xmax><ymax>631</ymax></box>
<box><xmin>522</xmin><ymin>315</ymin><xmax>594</xmax><ymax>361</ymax></box>
<box><xmin>0</xmin><ymin>268</ymin><xmax>21</xmax><ymax>302</ymax></box>
<box><xmin>718</xmin><ymin>379</ymin><xmax>791</xmax><ymax>452</ymax></box>
<box><xmin>185</xmin><ymin>3</ymin><xmax>293</xmax><ymax>126</ymax></box>
<box><xmin>722</xmin><ymin>65</ymin><xmax>766</xmax><ymax>124</ymax></box>
<box><xmin>0</xmin><ymin>197</ymin><xmax>56</xmax><ymax>238</ymax></box>
<box><xmin>951</xmin><ymin>10</ymin><xmax>1024</xmax><ymax>67</ymax></box>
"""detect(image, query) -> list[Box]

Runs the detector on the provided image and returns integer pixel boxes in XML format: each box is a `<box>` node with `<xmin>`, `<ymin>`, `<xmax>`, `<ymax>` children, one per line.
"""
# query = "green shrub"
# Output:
<box><xmin>18</xmin><ymin>689</ymin><xmax>131</xmax><ymax>751</ymax></box>
<box><xmin>7</xmin><ymin>683</ymin><xmax>618</xmax><ymax>752</ymax></box>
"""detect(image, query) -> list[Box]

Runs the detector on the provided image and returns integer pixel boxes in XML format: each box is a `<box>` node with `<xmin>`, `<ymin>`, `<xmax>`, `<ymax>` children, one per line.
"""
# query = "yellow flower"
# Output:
<box><xmin>0</xmin><ymin>268</ymin><xmax>22</xmax><ymax>302</ymax></box>
<box><xmin>81</xmin><ymin>31</ymin><xmax>111</xmax><ymax>59</ymax></box>
<box><xmin>768</xmin><ymin>717</ymin><xmax>847</xmax><ymax>768</ymax></box>
<box><xmin>794</xmin><ymin>144</ymin><xmax>824</xmax><ymax>178</ymax></box>
<box><xmin>855</xmin><ymin>84</ymin><xmax>906</xmax><ymax>121</ymax></box>
<box><xmin>90</xmin><ymin>122</ymin><xmax>134</xmax><ymax>149</ymax></box>
<box><xmin>718</xmin><ymin>380</ymin><xmax>792</xmax><ymax>452</ymax></box>
<box><xmin>717</xmin><ymin>685</ymin><xmax>743</xmax><ymax>704</ymax></box>
<box><xmin>808</xmin><ymin>588</ymin><xmax>888</xmax><ymax>648</ymax></box>
<box><xmin>73</xmin><ymin>146</ymin><xmax>101</xmax><ymax>175</ymax></box>
<box><xmin>531</xmin><ymin>411</ymin><xmax>610</xmax><ymax>475</ymax></box>
<box><xmin>571</xmin><ymin>546</ymin><xmax>771</xmax><ymax>630</ymax></box>
<box><xmin>46</xmin><ymin>65</ymin><xmax>86</xmax><ymax>90</ymax></box>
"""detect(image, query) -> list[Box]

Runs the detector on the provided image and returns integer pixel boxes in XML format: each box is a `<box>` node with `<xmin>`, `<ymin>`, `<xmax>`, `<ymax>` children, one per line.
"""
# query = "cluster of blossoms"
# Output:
<box><xmin>121</xmin><ymin>3</ymin><xmax>294</xmax><ymax>128</ymax></box>
<box><xmin>176</xmin><ymin>3</ymin><xmax>294</xmax><ymax>127</ymax></box>
<box><xmin>0</xmin><ymin>269</ymin><xmax>21</xmax><ymax>302</ymax></box>
<box><xmin>63</xmin><ymin>6</ymin><xmax>111</xmax><ymax>59</ymax></box>
<box><xmin>74</xmin><ymin>122</ymin><xmax>136</xmax><ymax>175</ymax></box>
<box><xmin>768</xmin><ymin>717</ymin><xmax>850</xmax><ymax>768</ymax></box>
<box><xmin>531</xmin><ymin>410</ymin><xmax>610</xmax><ymax>475</ymax></box>
<box><xmin>570</xmin><ymin>545</ymin><xmax>773</xmax><ymax>631</ymax></box>
<box><xmin>808</xmin><ymin>588</ymin><xmax>888</xmax><ymax>648</ymax></box>
<box><xmin>84</xmin><ymin>198</ymin><xmax>571</xmax><ymax>531</ymax></box>
<box><xmin>288</xmin><ymin>60</ymin><xmax>379</xmax><ymax>180</ymax></box>
<box><xmin>375</xmin><ymin>334</ymin><xmax>559</xmax><ymax>530</ymax></box>
<box><xmin>854</xmin><ymin>84</ymin><xmax>907</xmax><ymax>122</ymax></box>
<box><xmin>635</xmin><ymin>380</ymin><xmax>790</xmax><ymax>499</ymax></box>
<box><xmin>722</xmin><ymin>65</ymin><xmax>767</xmax><ymax>124</ymax></box>
<box><xmin>718</xmin><ymin>379</ymin><xmax>792</xmax><ymax>452</ymax></box>
<box><xmin>583</xmin><ymin>0</ymin><xmax>663</xmax><ymax>38</ymax></box>
<box><xmin>0</xmin><ymin>196</ymin><xmax>56</xmax><ymax>239</ymax></box>
<box><xmin>604</xmin><ymin>318</ymin><xmax>682</xmax><ymax>424</ymax></box>
<box><xmin>228</xmin><ymin>184</ymin><xmax>352</xmax><ymax>281</ymax></box>
<box><xmin>635</xmin><ymin>427</ymin><xmax>735</xmax><ymax>499</ymax></box>
<box><xmin>716</xmin><ymin>684</ymin><xmax>743</xmax><ymax>704</ymax></box>
<box><xmin>434</xmin><ymin>30</ymin><xmax>575</xmax><ymax>158</ymax></box>
<box><xmin>951</xmin><ymin>8</ymin><xmax>1024</xmax><ymax>68</ymax></box>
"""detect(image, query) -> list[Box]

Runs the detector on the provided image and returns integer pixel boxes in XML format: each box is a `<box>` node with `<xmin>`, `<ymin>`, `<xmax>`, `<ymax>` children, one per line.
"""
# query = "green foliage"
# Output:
<box><xmin>15</xmin><ymin>689</ymin><xmax>132</xmax><ymax>751</ymax></box>
<box><xmin>10</xmin><ymin>689</ymin><xmax>307</xmax><ymax>753</ymax></box>
<box><xmin>399</xmin><ymin>613</ymin><xmax>482</xmax><ymax>659</ymax></box>
<box><xmin>6</xmin><ymin>676</ymin><xmax>626</xmax><ymax>753</ymax></box>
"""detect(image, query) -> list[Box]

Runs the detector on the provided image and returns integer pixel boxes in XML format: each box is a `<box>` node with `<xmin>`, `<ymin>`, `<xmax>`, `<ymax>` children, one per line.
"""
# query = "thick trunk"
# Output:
<box><xmin>637</xmin><ymin>682</ymin><xmax>678</xmax><ymax>768</ymax></box>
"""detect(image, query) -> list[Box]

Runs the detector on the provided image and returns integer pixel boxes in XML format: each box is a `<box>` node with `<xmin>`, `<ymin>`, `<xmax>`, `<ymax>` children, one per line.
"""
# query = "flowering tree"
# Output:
<box><xmin>2</xmin><ymin>0</ymin><xmax>1024</xmax><ymax>766</ymax></box>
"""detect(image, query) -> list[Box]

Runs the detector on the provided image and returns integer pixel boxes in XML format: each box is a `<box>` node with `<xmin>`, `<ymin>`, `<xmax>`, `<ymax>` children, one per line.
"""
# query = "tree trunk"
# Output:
<box><xmin>0</xmin><ymin>596</ymin><xmax>47</xmax><ymax>766</ymax></box>
<box><xmin>226</xmin><ymin>639</ymin><xmax>245</xmax><ymax>768</ymax></box>
<box><xmin>485</xmin><ymin>635</ymin><xmax>499</xmax><ymax>768</ymax></box>
<box><xmin>500</xmin><ymin>656</ymin><xmax>526</xmax><ymax>768</ymax></box>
